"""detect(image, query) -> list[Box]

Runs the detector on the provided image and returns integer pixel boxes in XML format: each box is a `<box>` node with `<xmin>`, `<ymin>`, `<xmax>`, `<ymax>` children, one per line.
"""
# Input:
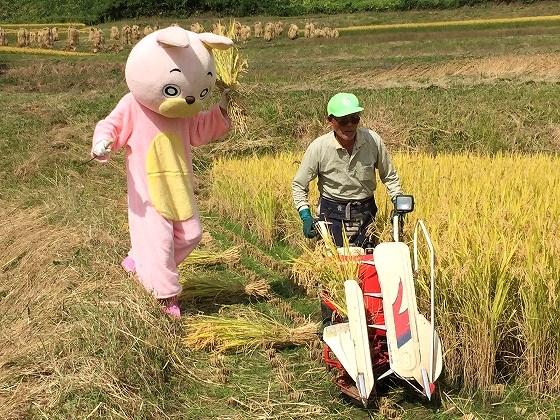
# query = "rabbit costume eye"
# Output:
<box><xmin>163</xmin><ymin>84</ymin><xmax>181</xmax><ymax>98</ymax></box>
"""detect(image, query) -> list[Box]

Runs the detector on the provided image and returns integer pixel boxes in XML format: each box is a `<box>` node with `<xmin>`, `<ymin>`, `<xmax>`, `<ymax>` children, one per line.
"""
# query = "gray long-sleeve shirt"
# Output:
<box><xmin>292</xmin><ymin>128</ymin><xmax>402</xmax><ymax>210</ymax></box>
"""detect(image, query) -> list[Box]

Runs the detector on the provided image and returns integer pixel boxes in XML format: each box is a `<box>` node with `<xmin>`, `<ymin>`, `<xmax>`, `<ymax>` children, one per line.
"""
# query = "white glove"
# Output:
<box><xmin>92</xmin><ymin>139</ymin><xmax>113</xmax><ymax>157</ymax></box>
<box><xmin>219</xmin><ymin>88</ymin><xmax>230</xmax><ymax>110</ymax></box>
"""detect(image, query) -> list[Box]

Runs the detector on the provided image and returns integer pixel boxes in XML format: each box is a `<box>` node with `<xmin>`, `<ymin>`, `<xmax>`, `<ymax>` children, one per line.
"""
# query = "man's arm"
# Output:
<box><xmin>292</xmin><ymin>143</ymin><xmax>319</xmax><ymax>210</ymax></box>
<box><xmin>374</xmin><ymin>133</ymin><xmax>403</xmax><ymax>199</ymax></box>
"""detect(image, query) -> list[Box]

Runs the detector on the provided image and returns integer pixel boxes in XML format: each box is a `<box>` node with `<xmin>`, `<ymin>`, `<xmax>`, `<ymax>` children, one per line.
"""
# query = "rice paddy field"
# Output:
<box><xmin>1</xmin><ymin>1</ymin><xmax>560</xmax><ymax>419</ymax></box>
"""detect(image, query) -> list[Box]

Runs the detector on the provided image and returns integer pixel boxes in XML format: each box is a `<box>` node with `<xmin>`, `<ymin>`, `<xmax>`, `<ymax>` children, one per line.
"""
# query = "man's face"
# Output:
<box><xmin>329</xmin><ymin>113</ymin><xmax>360</xmax><ymax>142</ymax></box>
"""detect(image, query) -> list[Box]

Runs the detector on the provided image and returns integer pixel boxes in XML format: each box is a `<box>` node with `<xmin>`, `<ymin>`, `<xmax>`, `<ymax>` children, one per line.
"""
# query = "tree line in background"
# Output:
<box><xmin>0</xmin><ymin>0</ymin><xmax>538</xmax><ymax>24</ymax></box>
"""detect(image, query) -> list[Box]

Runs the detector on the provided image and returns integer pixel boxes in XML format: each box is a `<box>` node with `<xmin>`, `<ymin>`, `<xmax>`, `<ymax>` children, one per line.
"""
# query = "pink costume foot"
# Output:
<box><xmin>160</xmin><ymin>296</ymin><xmax>181</xmax><ymax>319</ymax></box>
<box><xmin>121</xmin><ymin>256</ymin><xmax>136</xmax><ymax>273</ymax></box>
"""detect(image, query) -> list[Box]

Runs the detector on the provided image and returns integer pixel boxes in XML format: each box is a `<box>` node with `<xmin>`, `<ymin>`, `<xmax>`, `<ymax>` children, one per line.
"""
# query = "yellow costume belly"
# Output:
<box><xmin>146</xmin><ymin>132</ymin><xmax>194</xmax><ymax>221</ymax></box>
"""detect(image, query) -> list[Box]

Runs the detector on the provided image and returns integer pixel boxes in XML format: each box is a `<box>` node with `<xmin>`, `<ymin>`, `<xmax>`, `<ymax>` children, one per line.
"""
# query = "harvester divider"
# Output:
<box><xmin>356</xmin><ymin>373</ymin><xmax>368</xmax><ymax>407</ymax></box>
<box><xmin>367</xmin><ymin>324</ymin><xmax>387</xmax><ymax>330</ymax></box>
<box><xmin>374</xmin><ymin>241</ymin><xmax>443</xmax><ymax>396</ymax></box>
<box><xmin>421</xmin><ymin>368</ymin><xmax>432</xmax><ymax>399</ymax></box>
<box><xmin>377</xmin><ymin>369</ymin><xmax>393</xmax><ymax>381</ymax></box>
<box><xmin>400</xmin><ymin>374</ymin><xmax>426</xmax><ymax>397</ymax></box>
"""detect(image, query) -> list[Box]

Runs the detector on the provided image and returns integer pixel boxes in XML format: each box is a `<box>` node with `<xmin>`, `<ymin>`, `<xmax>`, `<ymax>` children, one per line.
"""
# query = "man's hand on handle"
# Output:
<box><xmin>298</xmin><ymin>207</ymin><xmax>318</xmax><ymax>239</ymax></box>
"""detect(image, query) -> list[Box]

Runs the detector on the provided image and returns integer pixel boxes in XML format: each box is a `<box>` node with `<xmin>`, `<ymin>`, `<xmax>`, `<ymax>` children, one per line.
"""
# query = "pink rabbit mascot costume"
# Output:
<box><xmin>91</xmin><ymin>26</ymin><xmax>233</xmax><ymax>318</ymax></box>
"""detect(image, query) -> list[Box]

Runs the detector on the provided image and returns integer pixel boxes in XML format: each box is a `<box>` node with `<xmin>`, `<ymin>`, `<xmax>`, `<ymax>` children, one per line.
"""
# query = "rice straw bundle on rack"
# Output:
<box><xmin>291</xmin><ymin>224</ymin><xmax>360</xmax><ymax>317</ymax></box>
<box><xmin>183</xmin><ymin>307</ymin><xmax>319</xmax><ymax>352</ymax></box>
<box><xmin>178</xmin><ymin>273</ymin><xmax>271</xmax><ymax>301</ymax></box>
<box><xmin>180</xmin><ymin>246</ymin><xmax>241</xmax><ymax>267</ymax></box>
<box><xmin>213</xmin><ymin>19</ymin><xmax>248</xmax><ymax>134</ymax></box>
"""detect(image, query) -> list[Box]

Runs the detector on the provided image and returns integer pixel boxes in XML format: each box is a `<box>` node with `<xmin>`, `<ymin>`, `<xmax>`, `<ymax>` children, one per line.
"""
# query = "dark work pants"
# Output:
<box><xmin>318</xmin><ymin>196</ymin><xmax>377</xmax><ymax>248</ymax></box>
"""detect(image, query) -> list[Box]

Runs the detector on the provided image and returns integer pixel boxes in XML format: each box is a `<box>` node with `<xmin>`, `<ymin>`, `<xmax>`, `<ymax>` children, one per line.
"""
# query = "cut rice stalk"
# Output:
<box><xmin>179</xmin><ymin>274</ymin><xmax>270</xmax><ymax>300</ymax></box>
<box><xmin>183</xmin><ymin>307</ymin><xmax>319</xmax><ymax>353</ymax></box>
<box><xmin>292</xmin><ymin>224</ymin><xmax>359</xmax><ymax>317</ymax></box>
<box><xmin>243</xmin><ymin>279</ymin><xmax>272</xmax><ymax>298</ymax></box>
<box><xmin>213</xmin><ymin>20</ymin><xmax>246</xmax><ymax>88</ymax></box>
<box><xmin>181</xmin><ymin>246</ymin><xmax>241</xmax><ymax>267</ymax></box>
<box><xmin>213</xmin><ymin>19</ymin><xmax>248</xmax><ymax>134</ymax></box>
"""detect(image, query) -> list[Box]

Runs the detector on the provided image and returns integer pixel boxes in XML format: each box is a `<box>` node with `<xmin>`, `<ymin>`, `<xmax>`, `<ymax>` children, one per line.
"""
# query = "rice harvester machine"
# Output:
<box><xmin>317</xmin><ymin>195</ymin><xmax>443</xmax><ymax>407</ymax></box>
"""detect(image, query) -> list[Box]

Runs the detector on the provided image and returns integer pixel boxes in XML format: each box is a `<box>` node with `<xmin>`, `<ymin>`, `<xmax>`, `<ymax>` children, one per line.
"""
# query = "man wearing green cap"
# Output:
<box><xmin>292</xmin><ymin>92</ymin><xmax>403</xmax><ymax>247</ymax></box>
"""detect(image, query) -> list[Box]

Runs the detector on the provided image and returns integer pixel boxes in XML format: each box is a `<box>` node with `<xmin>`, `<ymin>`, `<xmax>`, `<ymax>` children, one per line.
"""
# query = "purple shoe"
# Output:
<box><xmin>121</xmin><ymin>256</ymin><xmax>136</xmax><ymax>273</ymax></box>
<box><xmin>160</xmin><ymin>296</ymin><xmax>181</xmax><ymax>320</ymax></box>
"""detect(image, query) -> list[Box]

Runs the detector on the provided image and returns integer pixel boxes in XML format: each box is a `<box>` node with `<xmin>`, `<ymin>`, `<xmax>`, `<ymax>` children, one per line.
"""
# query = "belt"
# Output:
<box><xmin>320</xmin><ymin>196</ymin><xmax>375</xmax><ymax>220</ymax></box>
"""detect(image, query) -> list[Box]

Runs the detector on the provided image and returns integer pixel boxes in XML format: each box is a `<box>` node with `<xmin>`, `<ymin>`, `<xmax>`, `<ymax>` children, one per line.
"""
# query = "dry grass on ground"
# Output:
<box><xmin>0</xmin><ymin>205</ymin><xmax>195</xmax><ymax>418</ymax></box>
<box><xmin>308</xmin><ymin>53</ymin><xmax>560</xmax><ymax>90</ymax></box>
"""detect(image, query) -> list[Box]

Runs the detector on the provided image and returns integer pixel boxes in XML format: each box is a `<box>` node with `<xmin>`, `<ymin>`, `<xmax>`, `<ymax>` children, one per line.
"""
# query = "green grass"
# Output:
<box><xmin>1</xmin><ymin>3</ymin><xmax>560</xmax><ymax>418</ymax></box>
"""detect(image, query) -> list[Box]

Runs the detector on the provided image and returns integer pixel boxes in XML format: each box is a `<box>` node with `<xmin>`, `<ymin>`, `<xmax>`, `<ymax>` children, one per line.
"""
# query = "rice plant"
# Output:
<box><xmin>209</xmin><ymin>151</ymin><xmax>560</xmax><ymax>394</ymax></box>
<box><xmin>291</xmin><ymin>225</ymin><xmax>360</xmax><ymax>317</ymax></box>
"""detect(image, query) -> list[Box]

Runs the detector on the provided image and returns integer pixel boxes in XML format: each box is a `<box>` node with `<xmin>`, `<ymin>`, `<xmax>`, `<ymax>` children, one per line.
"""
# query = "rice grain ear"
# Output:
<box><xmin>212</xmin><ymin>26</ymin><xmax>248</xmax><ymax>134</ymax></box>
<box><xmin>243</xmin><ymin>279</ymin><xmax>271</xmax><ymax>298</ymax></box>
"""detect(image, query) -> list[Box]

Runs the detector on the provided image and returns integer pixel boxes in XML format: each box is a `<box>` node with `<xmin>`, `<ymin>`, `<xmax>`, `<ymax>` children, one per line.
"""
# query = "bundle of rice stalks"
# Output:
<box><xmin>179</xmin><ymin>274</ymin><xmax>271</xmax><ymax>301</ymax></box>
<box><xmin>180</xmin><ymin>246</ymin><xmax>241</xmax><ymax>268</ymax></box>
<box><xmin>291</xmin><ymin>224</ymin><xmax>359</xmax><ymax>317</ymax></box>
<box><xmin>183</xmin><ymin>307</ymin><xmax>319</xmax><ymax>352</ymax></box>
<box><xmin>213</xmin><ymin>19</ymin><xmax>248</xmax><ymax>134</ymax></box>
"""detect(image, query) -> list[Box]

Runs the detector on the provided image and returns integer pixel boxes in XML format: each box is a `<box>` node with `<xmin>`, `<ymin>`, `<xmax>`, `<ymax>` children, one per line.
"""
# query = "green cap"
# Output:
<box><xmin>327</xmin><ymin>92</ymin><xmax>364</xmax><ymax>117</ymax></box>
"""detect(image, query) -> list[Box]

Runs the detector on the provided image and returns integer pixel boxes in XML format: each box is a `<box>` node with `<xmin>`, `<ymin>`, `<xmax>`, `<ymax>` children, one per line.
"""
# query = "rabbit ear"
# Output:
<box><xmin>197</xmin><ymin>32</ymin><xmax>234</xmax><ymax>50</ymax></box>
<box><xmin>156</xmin><ymin>26</ymin><xmax>189</xmax><ymax>48</ymax></box>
